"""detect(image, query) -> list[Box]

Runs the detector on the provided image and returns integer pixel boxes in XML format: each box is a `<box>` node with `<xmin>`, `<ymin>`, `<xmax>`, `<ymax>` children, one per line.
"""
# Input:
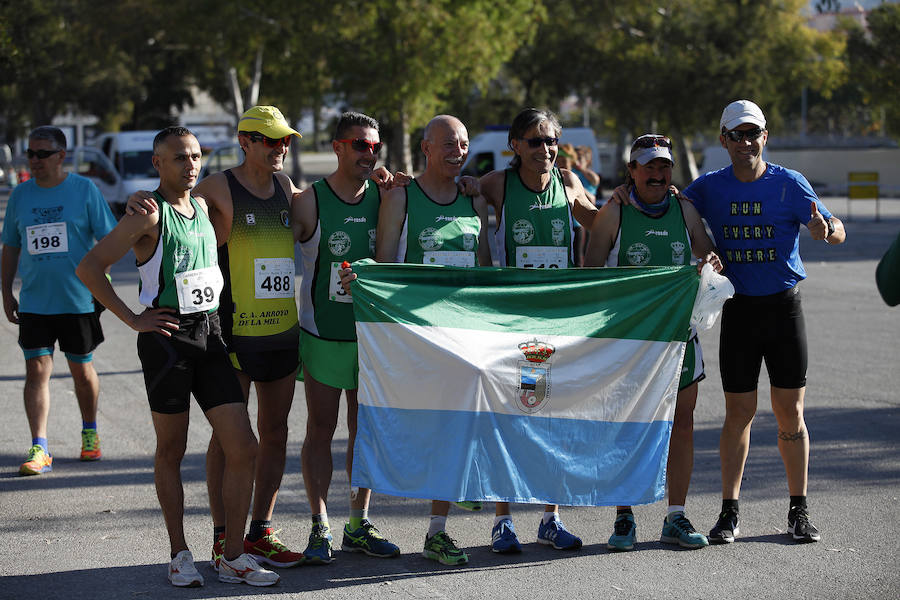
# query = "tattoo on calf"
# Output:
<box><xmin>778</xmin><ymin>430</ymin><xmax>807</xmax><ymax>442</ymax></box>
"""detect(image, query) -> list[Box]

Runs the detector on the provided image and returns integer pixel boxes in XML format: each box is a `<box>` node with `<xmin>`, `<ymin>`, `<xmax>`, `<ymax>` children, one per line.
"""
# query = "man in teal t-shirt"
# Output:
<box><xmin>1</xmin><ymin>126</ymin><xmax>116</xmax><ymax>476</ymax></box>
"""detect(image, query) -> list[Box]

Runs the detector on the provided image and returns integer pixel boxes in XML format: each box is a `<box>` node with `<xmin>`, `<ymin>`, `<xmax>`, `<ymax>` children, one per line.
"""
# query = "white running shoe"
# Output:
<box><xmin>168</xmin><ymin>550</ymin><xmax>203</xmax><ymax>587</ymax></box>
<box><xmin>218</xmin><ymin>553</ymin><xmax>280</xmax><ymax>587</ymax></box>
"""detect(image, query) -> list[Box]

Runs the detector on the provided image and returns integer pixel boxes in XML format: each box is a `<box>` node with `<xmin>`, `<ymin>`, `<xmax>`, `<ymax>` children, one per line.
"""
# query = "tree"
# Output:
<box><xmin>845</xmin><ymin>3</ymin><xmax>900</xmax><ymax>137</ymax></box>
<box><xmin>327</xmin><ymin>0</ymin><xmax>541</xmax><ymax>173</ymax></box>
<box><xmin>583</xmin><ymin>0</ymin><xmax>846</xmax><ymax>185</ymax></box>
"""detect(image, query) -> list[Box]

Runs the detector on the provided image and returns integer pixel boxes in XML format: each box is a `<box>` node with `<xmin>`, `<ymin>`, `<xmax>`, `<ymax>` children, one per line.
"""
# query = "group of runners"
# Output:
<box><xmin>2</xmin><ymin>98</ymin><xmax>845</xmax><ymax>588</ymax></box>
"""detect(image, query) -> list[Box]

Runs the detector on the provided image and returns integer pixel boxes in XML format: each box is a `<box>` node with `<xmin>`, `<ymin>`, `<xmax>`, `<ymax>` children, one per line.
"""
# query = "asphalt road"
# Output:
<box><xmin>0</xmin><ymin>192</ymin><xmax>897</xmax><ymax>599</ymax></box>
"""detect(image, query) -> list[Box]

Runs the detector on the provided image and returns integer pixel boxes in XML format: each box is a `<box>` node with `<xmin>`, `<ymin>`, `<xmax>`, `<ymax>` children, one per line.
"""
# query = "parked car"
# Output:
<box><xmin>63</xmin><ymin>147</ymin><xmax>126</xmax><ymax>216</ymax></box>
<box><xmin>199</xmin><ymin>143</ymin><xmax>243</xmax><ymax>180</ymax></box>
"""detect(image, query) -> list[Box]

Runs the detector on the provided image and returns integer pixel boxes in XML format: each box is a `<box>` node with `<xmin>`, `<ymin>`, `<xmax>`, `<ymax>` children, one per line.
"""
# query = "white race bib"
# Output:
<box><xmin>26</xmin><ymin>222</ymin><xmax>68</xmax><ymax>255</ymax></box>
<box><xmin>329</xmin><ymin>261</ymin><xmax>352</xmax><ymax>304</ymax></box>
<box><xmin>515</xmin><ymin>246</ymin><xmax>567</xmax><ymax>269</ymax></box>
<box><xmin>423</xmin><ymin>251</ymin><xmax>475</xmax><ymax>268</ymax></box>
<box><xmin>175</xmin><ymin>266</ymin><xmax>224</xmax><ymax>314</ymax></box>
<box><xmin>254</xmin><ymin>257</ymin><xmax>295</xmax><ymax>299</ymax></box>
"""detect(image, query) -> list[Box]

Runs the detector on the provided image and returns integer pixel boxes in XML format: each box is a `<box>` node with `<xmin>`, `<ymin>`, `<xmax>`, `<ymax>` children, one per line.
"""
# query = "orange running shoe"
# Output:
<box><xmin>80</xmin><ymin>429</ymin><xmax>101</xmax><ymax>461</ymax></box>
<box><xmin>20</xmin><ymin>445</ymin><xmax>53</xmax><ymax>475</ymax></box>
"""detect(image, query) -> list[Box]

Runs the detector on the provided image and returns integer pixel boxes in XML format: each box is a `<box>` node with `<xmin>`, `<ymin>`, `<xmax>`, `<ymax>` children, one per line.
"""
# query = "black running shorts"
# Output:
<box><xmin>137</xmin><ymin>311</ymin><xmax>245</xmax><ymax>414</ymax></box>
<box><xmin>18</xmin><ymin>312</ymin><xmax>104</xmax><ymax>356</ymax></box>
<box><xmin>719</xmin><ymin>286</ymin><xmax>808</xmax><ymax>393</ymax></box>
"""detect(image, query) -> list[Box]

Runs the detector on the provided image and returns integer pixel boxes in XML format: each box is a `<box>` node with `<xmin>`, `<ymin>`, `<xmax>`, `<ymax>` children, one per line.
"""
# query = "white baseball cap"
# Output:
<box><xmin>720</xmin><ymin>100</ymin><xmax>766</xmax><ymax>132</ymax></box>
<box><xmin>630</xmin><ymin>134</ymin><xmax>674</xmax><ymax>165</ymax></box>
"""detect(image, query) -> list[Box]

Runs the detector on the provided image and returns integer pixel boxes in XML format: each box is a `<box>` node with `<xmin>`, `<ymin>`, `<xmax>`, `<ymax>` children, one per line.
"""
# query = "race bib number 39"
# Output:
<box><xmin>329</xmin><ymin>262</ymin><xmax>352</xmax><ymax>303</ymax></box>
<box><xmin>515</xmin><ymin>246</ymin><xmax>568</xmax><ymax>269</ymax></box>
<box><xmin>255</xmin><ymin>257</ymin><xmax>295</xmax><ymax>299</ymax></box>
<box><xmin>176</xmin><ymin>266</ymin><xmax>223</xmax><ymax>314</ymax></box>
<box><xmin>26</xmin><ymin>222</ymin><xmax>68</xmax><ymax>255</ymax></box>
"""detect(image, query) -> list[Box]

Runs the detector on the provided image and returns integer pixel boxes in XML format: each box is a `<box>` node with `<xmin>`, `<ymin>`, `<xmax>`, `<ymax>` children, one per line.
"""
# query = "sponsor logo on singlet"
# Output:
<box><xmin>512</xmin><ymin>219</ymin><xmax>534</xmax><ymax>244</ymax></box>
<box><xmin>418</xmin><ymin>227</ymin><xmax>443</xmax><ymax>251</ymax></box>
<box><xmin>626</xmin><ymin>242</ymin><xmax>651</xmax><ymax>266</ymax></box>
<box><xmin>550</xmin><ymin>219</ymin><xmax>565</xmax><ymax>246</ymax></box>
<box><xmin>328</xmin><ymin>231</ymin><xmax>351</xmax><ymax>256</ymax></box>
<box><xmin>671</xmin><ymin>241</ymin><xmax>686</xmax><ymax>265</ymax></box>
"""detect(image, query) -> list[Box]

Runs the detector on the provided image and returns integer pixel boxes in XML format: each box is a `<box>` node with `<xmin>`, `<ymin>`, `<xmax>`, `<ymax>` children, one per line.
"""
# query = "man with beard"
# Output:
<box><xmin>585</xmin><ymin>134</ymin><xmax>722</xmax><ymax>552</ymax></box>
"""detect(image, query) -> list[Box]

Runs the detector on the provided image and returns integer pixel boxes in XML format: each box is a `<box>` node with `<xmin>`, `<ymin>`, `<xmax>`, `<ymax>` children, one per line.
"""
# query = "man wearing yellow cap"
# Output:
<box><xmin>129</xmin><ymin>106</ymin><xmax>306</xmax><ymax>567</ymax></box>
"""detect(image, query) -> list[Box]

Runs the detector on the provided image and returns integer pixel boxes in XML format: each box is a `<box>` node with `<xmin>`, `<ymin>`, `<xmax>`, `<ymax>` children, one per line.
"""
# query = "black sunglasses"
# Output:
<box><xmin>723</xmin><ymin>127</ymin><xmax>764</xmax><ymax>143</ymax></box>
<box><xmin>26</xmin><ymin>149</ymin><xmax>61</xmax><ymax>160</ymax></box>
<box><xmin>522</xmin><ymin>136</ymin><xmax>560</xmax><ymax>148</ymax></box>
<box><xmin>241</xmin><ymin>131</ymin><xmax>292</xmax><ymax>148</ymax></box>
<box><xmin>336</xmin><ymin>138</ymin><xmax>383</xmax><ymax>154</ymax></box>
<box><xmin>632</xmin><ymin>135</ymin><xmax>672</xmax><ymax>150</ymax></box>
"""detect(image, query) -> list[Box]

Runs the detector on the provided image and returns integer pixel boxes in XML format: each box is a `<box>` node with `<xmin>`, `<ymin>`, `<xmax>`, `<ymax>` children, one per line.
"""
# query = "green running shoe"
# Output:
<box><xmin>660</xmin><ymin>512</ymin><xmax>709</xmax><ymax>549</ymax></box>
<box><xmin>453</xmin><ymin>501</ymin><xmax>483</xmax><ymax>512</ymax></box>
<box><xmin>607</xmin><ymin>513</ymin><xmax>637</xmax><ymax>551</ymax></box>
<box><xmin>341</xmin><ymin>519</ymin><xmax>400</xmax><ymax>557</ymax></box>
<box><xmin>423</xmin><ymin>531</ymin><xmax>468</xmax><ymax>566</ymax></box>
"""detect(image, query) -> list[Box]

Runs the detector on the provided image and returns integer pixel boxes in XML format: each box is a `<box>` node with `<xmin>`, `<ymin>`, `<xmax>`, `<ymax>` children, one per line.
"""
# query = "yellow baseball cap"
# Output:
<box><xmin>237</xmin><ymin>106</ymin><xmax>302</xmax><ymax>139</ymax></box>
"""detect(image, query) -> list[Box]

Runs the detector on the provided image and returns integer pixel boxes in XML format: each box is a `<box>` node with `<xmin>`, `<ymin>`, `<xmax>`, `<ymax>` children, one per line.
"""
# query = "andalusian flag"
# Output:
<box><xmin>350</xmin><ymin>260</ymin><xmax>700</xmax><ymax>506</ymax></box>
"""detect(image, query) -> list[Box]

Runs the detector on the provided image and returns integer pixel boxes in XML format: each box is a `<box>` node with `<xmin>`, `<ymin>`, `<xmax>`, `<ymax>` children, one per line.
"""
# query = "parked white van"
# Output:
<box><xmin>93</xmin><ymin>130</ymin><xmax>159</xmax><ymax>206</ymax></box>
<box><xmin>461</xmin><ymin>127</ymin><xmax>619</xmax><ymax>182</ymax></box>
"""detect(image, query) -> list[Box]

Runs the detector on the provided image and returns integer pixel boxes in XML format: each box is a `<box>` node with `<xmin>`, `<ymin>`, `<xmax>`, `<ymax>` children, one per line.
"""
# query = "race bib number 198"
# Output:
<box><xmin>26</xmin><ymin>222</ymin><xmax>68</xmax><ymax>255</ymax></box>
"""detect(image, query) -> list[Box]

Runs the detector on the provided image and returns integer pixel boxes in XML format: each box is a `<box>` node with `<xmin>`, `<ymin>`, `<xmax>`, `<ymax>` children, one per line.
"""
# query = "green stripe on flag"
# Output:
<box><xmin>350</xmin><ymin>260</ymin><xmax>698</xmax><ymax>343</ymax></box>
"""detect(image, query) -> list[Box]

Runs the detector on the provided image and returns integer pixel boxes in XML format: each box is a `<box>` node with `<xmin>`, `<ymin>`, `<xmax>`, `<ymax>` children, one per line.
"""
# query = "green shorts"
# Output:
<box><xmin>679</xmin><ymin>332</ymin><xmax>705</xmax><ymax>390</ymax></box>
<box><xmin>299</xmin><ymin>330</ymin><xmax>359</xmax><ymax>390</ymax></box>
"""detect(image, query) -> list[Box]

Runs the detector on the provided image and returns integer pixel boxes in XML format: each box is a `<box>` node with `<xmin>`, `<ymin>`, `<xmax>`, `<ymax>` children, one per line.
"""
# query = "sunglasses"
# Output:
<box><xmin>242</xmin><ymin>131</ymin><xmax>292</xmax><ymax>148</ymax></box>
<box><xmin>632</xmin><ymin>135</ymin><xmax>672</xmax><ymax>150</ymax></box>
<box><xmin>336</xmin><ymin>138</ymin><xmax>383</xmax><ymax>153</ymax></box>
<box><xmin>723</xmin><ymin>127</ymin><xmax>764</xmax><ymax>143</ymax></box>
<box><xmin>26</xmin><ymin>149</ymin><xmax>61</xmax><ymax>160</ymax></box>
<box><xmin>522</xmin><ymin>136</ymin><xmax>560</xmax><ymax>148</ymax></box>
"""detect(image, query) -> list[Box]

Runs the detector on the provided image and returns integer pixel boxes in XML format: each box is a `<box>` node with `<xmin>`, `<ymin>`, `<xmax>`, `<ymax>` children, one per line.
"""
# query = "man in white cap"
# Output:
<box><xmin>585</xmin><ymin>134</ymin><xmax>722</xmax><ymax>552</ymax></box>
<box><xmin>683</xmin><ymin>100</ymin><xmax>846</xmax><ymax>544</ymax></box>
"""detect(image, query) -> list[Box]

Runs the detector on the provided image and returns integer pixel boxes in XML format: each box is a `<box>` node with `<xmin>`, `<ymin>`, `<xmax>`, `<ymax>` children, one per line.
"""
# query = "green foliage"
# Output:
<box><xmin>845</xmin><ymin>3</ymin><xmax>900</xmax><ymax>136</ymax></box>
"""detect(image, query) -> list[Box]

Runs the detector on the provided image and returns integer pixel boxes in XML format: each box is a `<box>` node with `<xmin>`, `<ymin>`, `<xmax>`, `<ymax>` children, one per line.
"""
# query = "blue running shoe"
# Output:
<box><xmin>491</xmin><ymin>518</ymin><xmax>522</xmax><ymax>554</ymax></box>
<box><xmin>607</xmin><ymin>513</ymin><xmax>637</xmax><ymax>551</ymax></box>
<box><xmin>660</xmin><ymin>512</ymin><xmax>709</xmax><ymax>549</ymax></box>
<box><xmin>341</xmin><ymin>519</ymin><xmax>400</xmax><ymax>557</ymax></box>
<box><xmin>304</xmin><ymin>523</ymin><xmax>334</xmax><ymax>564</ymax></box>
<box><xmin>537</xmin><ymin>517</ymin><xmax>582</xmax><ymax>550</ymax></box>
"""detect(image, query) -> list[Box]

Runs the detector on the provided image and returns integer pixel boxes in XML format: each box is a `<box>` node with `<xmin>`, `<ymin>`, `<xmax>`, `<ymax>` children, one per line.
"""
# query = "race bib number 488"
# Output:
<box><xmin>255</xmin><ymin>257</ymin><xmax>295</xmax><ymax>299</ymax></box>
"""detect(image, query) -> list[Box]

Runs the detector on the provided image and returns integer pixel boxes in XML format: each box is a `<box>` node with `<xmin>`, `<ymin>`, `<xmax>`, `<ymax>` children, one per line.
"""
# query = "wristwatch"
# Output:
<box><xmin>825</xmin><ymin>218</ymin><xmax>835</xmax><ymax>238</ymax></box>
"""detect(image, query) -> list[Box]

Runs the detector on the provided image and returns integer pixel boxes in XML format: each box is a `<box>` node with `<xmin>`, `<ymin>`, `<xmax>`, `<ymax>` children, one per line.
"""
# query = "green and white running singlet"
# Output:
<box><xmin>496</xmin><ymin>167</ymin><xmax>575</xmax><ymax>268</ymax></box>
<box><xmin>219</xmin><ymin>170</ymin><xmax>300</xmax><ymax>352</ymax></box>
<box><xmin>137</xmin><ymin>193</ymin><xmax>222</xmax><ymax>314</ymax></box>
<box><xmin>607</xmin><ymin>193</ymin><xmax>703</xmax><ymax>389</ymax></box>
<box><xmin>299</xmin><ymin>178</ymin><xmax>380</xmax><ymax>341</ymax></box>
<box><xmin>397</xmin><ymin>180</ymin><xmax>481</xmax><ymax>267</ymax></box>
<box><xmin>607</xmin><ymin>192</ymin><xmax>691</xmax><ymax>268</ymax></box>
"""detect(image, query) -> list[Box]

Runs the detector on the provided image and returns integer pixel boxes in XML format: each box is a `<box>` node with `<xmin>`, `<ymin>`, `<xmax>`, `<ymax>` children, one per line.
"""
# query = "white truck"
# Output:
<box><xmin>93</xmin><ymin>130</ymin><xmax>159</xmax><ymax>210</ymax></box>
<box><xmin>461</xmin><ymin>127</ymin><xmax>621</xmax><ymax>183</ymax></box>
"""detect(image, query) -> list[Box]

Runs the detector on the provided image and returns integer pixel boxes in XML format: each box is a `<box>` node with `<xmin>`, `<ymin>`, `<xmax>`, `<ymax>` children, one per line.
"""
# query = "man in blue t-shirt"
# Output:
<box><xmin>684</xmin><ymin>100</ymin><xmax>846</xmax><ymax>544</ymax></box>
<box><xmin>1</xmin><ymin>126</ymin><xmax>117</xmax><ymax>476</ymax></box>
